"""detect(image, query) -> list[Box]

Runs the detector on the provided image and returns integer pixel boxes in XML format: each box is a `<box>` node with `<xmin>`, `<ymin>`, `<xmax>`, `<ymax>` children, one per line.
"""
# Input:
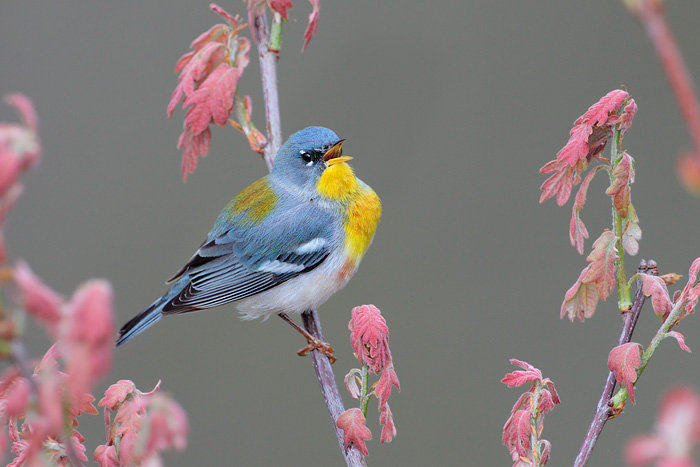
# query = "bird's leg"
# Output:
<box><xmin>278</xmin><ymin>312</ymin><xmax>336</xmax><ymax>364</ymax></box>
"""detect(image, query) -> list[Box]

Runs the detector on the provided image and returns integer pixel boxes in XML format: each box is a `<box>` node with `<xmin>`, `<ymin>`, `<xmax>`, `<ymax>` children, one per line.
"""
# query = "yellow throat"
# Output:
<box><xmin>316</xmin><ymin>163</ymin><xmax>382</xmax><ymax>261</ymax></box>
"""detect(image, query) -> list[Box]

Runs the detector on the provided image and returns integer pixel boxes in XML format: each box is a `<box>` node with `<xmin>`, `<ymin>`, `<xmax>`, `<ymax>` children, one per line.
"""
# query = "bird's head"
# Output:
<box><xmin>271</xmin><ymin>127</ymin><xmax>353</xmax><ymax>197</ymax></box>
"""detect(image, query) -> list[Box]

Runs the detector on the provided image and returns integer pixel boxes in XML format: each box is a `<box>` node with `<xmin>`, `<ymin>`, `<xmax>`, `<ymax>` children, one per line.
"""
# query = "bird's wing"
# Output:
<box><xmin>161</xmin><ymin>201</ymin><xmax>336</xmax><ymax>314</ymax></box>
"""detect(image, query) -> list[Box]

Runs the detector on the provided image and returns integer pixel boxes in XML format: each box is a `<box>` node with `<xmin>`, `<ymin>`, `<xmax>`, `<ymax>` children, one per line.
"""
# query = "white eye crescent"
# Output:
<box><xmin>300</xmin><ymin>151</ymin><xmax>313</xmax><ymax>165</ymax></box>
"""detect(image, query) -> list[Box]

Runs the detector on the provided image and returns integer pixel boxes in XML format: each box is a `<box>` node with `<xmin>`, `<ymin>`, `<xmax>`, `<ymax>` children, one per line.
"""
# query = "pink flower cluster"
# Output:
<box><xmin>168</xmin><ymin>4</ymin><xmax>252</xmax><ymax>181</ymax></box>
<box><xmin>13</xmin><ymin>263</ymin><xmax>115</xmax><ymax>401</ymax></box>
<box><xmin>338</xmin><ymin>305</ymin><xmax>400</xmax><ymax>456</ymax></box>
<box><xmin>0</xmin><ymin>217</ymin><xmax>189</xmax><ymax>467</ymax></box>
<box><xmin>2</xmin><ymin>345</ymin><xmax>96</xmax><ymax>467</ymax></box>
<box><xmin>95</xmin><ymin>381</ymin><xmax>188</xmax><ymax>467</ymax></box>
<box><xmin>540</xmin><ymin>89</ymin><xmax>637</xmax><ymax>207</ymax></box>
<box><xmin>168</xmin><ymin>1</ymin><xmax>322</xmax><ymax>181</ymax></box>
<box><xmin>539</xmin><ymin>90</ymin><xmax>642</xmax><ymax>322</ymax></box>
<box><xmin>502</xmin><ymin>359</ymin><xmax>560</xmax><ymax>467</ymax></box>
<box><xmin>0</xmin><ymin>94</ymin><xmax>188</xmax><ymax>466</ymax></box>
<box><xmin>0</xmin><ymin>94</ymin><xmax>42</xmax><ymax>263</ymax></box>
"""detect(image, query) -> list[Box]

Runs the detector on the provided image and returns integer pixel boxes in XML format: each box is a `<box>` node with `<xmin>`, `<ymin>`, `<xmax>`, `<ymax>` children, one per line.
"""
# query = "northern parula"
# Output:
<box><xmin>117</xmin><ymin>127</ymin><xmax>381</xmax><ymax>352</ymax></box>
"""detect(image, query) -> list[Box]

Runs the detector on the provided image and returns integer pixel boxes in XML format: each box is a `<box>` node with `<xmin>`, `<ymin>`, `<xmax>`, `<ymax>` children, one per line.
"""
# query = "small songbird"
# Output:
<box><xmin>117</xmin><ymin>127</ymin><xmax>381</xmax><ymax>359</ymax></box>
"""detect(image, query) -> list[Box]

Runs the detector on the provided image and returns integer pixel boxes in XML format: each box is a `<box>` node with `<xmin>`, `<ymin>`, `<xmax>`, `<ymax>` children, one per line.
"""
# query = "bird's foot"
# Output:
<box><xmin>278</xmin><ymin>312</ymin><xmax>336</xmax><ymax>364</ymax></box>
<box><xmin>297</xmin><ymin>338</ymin><xmax>336</xmax><ymax>364</ymax></box>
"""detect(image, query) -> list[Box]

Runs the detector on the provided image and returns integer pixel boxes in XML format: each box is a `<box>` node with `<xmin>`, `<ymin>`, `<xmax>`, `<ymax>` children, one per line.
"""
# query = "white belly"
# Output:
<box><xmin>234</xmin><ymin>249</ymin><xmax>358</xmax><ymax>320</ymax></box>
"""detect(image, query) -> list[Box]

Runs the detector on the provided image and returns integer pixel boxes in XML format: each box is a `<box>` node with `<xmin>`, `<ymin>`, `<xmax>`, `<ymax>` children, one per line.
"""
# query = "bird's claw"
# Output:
<box><xmin>297</xmin><ymin>338</ymin><xmax>336</xmax><ymax>364</ymax></box>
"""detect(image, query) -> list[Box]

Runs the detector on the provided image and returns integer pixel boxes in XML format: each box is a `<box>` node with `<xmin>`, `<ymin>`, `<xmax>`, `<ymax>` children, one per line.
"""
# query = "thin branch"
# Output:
<box><xmin>249</xmin><ymin>9</ymin><xmax>282</xmax><ymax>171</ymax></box>
<box><xmin>611</xmin><ymin>260</ymin><xmax>694</xmax><ymax>406</ymax></box>
<box><xmin>629</xmin><ymin>0</ymin><xmax>700</xmax><ymax>157</ymax></box>
<box><xmin>248</xmin><ymin>8</ymin><xmax>365</xmax><ymax>466</ymax></box>
<box><xmin>302</xmin><ymin>310</ymin><xmax>367</xmax><ymax>467</ymax></box>
<box><xmin>573</xmin><ymin>260</ymin><xmax>652</xmax><ymax>467</ymax></box>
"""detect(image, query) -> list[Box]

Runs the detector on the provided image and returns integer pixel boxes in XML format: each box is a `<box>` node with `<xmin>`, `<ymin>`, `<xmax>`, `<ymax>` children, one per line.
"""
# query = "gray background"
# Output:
<box><xmin>2</xmin><ymin>1</ymin><xmax>700</xmax><ymax>465</ymax></box>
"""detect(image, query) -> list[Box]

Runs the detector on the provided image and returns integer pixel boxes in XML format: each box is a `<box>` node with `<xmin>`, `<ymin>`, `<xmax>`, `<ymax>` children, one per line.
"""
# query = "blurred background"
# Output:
<box><xmin>2</xmin><ymin>1</ymin><xmax>700</xmax><ymax>465</ymax></box>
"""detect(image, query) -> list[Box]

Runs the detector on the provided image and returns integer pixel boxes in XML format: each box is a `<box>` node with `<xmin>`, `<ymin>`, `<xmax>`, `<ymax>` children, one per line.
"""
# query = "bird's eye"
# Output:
<box><xmin>300</xmin><ymin>151</ymin><xmax>313</xmax><ymax>165</ymax></box>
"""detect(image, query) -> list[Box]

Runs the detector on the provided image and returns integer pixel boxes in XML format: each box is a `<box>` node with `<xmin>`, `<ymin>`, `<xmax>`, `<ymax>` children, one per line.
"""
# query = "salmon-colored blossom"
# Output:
<box><xmin>0</xmin><ymin>94</ymin><xmax>41</xmax><ymax>262</ymax></box>
<box><xmin>502</xmin><ymin>360</ymin><xmax>560</xmax><ymax>467</ymax></box>
<box><xmin>343</xmin><ymin>304</ymin><xmax>400</xmax><ymax>454</ymax></box>
<box><xmin>0</xmin><ymin>94</ymin><xmax>41</xmax><ymax>195</ymax></box>
<box><xmin>540</xmin><ymin>90</ymin><xmax>637</xmax><ymax>206</ymax></box>
<box><xmin>13</xmin><ymin>260</ymin><xmax>64</xmax><ymax>335</ymax></box>
<box><xmin>96</xmin><ymin>380</ymin><xmax>188</xmax><ymax>466</ymax></box>
<box><xmin>349</xmin><ymin>304</ymin><xmax>393</xmax><ymax>373</ymax></box>
<box><xmin>62</xmin><ymin>280</ymin><xmax>114</xmax><ymax>406</ymax></box>
<box><xmin>169</xmin><ymin>4</ymin><xmax>250</xmax><ymax>181</ymax></box>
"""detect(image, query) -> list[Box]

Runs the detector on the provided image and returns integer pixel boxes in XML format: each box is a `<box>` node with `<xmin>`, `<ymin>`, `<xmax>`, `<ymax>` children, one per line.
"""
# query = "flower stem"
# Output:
<box><xmin>530</xmin><ymin>384</ymin><xmax>542</xmax><ymax>467</ymax></box>
<box><xmin>359</xmin><ymin>364</ymin><xmax>370</xmax><ymax>417</ymax></box>
<box><xmin>609</xmin><ymin>127</ymin><xmax>632</xmax><ymax>311</ymax></box>
<box><xmin>269</xmin><ymin>12</ymin><xmax>283</xmax><ymax>54</ymax></box>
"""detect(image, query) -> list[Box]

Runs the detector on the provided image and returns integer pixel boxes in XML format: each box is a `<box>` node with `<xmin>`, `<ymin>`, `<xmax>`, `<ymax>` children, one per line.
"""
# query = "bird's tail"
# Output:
<box><xmin>116</xmin><ymin>297</ymin><xmax>165</xmax><ymax>346</ymax></box>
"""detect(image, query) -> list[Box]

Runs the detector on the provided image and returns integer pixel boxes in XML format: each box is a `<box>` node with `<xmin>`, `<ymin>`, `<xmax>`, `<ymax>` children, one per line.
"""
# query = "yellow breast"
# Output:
<box><xmin>316</xmin><ymin>163</ymin><xmax>382</xmax><ymax>262</ymax></box>
<box><xmin>345</xmin><ymin>187</ymin><xmax>381</xmax><ymax>260</ymax></box>
<box><xmin>316</xmin><ymin>162</ymin><xmax>359</xmax><ymax>200</ymax></box>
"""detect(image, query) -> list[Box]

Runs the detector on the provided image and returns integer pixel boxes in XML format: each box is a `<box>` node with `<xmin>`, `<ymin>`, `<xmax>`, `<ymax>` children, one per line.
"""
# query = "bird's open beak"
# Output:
<box><xmin>323</xmin><ymin>139</ymin><xmax>353</xmax><ymax>165</ymax></box>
